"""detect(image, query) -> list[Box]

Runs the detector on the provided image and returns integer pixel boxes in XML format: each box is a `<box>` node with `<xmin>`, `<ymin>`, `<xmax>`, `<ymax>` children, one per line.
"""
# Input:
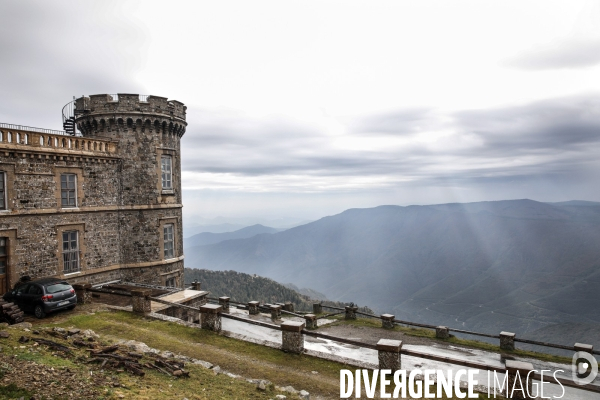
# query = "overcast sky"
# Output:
<box><xmin>1</xmin><ymin>0</ymin><xmax>599</xmax><ymax>223</ymax></box>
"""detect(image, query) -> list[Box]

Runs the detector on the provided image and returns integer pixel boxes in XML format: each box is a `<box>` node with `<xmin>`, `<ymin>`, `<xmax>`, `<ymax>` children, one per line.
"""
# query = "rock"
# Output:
<box><xmin>81</xmin><ymin>329</ymin><xmax>99</xmax><ymax>338</ymax></box>
<box><xmin>191</xmin><ymin>359</ymin><xmax>213</xmax><ymax>369</ymax></box>
<box><xmin>225</xmin><ymin>372</ymin><xmax>238</xmax><ymax>378</ymax></box>
<box><xmin>311</xmin><ymin>370</ymin><xmax>318</xmax><ymax>374</ymax></box>
<box><xmin>212</xmin><ymin>366</ymin><xmax>221</xmax><ymax>375</ymax></box>
<box><xmin>67</xmin><ymin>328</ymin><xmax>81</xmax><ymax>336</ymax></box>
<box><xmin>299</xmin><ymin>390</ymin><xmax>310</xmax><ymax>399</ymax></box>
<box><xmin>283</xmin><ymin>386</ymin><xmax>297</xmax><ymax>394</ymax></box>
<box><xmin>119</xmin><ymin>339</ymin><xmax>155</xmax><ymax>354</ymax></box>
<box><xmin>160</xmin><ymin>350</ymin><xmax>175</xmax><ymax>358</ymax></box>
<box><xmin>257</xmin><ymin>381</ymin><xmax>267</xmax><ymax>391</ymax></box>
<box><xmin>173</xmin><ymin>370</ymin><xmax>183</xmax><ymax>377</ymax></box>
<box><xmin>275</xmin><ymin>395</ymin><xmax>287</xmax><ymax>400</ymax></box>
<box><xmin>18</xmin><ymin>336</ymin><xmax>29</xmax><ymax>343</ymax></box>
<box><xmin>12</xmin><ymin>322</ymin><xmax>33</xmax><ymax>329</ymax></box>
<box><xmin>174</xmin><ymin>354</ymin><xmax>190</xmax><ymax>362</ymax></box>
<box><xmin>53</xmin><ymin>327</ymin><xmax>66</xmax><ymax>333</ymax></box>
<box><xmin>0</xmin><ymin>331</ymin><xmax>9</xmax><ymax>338</ymax></box>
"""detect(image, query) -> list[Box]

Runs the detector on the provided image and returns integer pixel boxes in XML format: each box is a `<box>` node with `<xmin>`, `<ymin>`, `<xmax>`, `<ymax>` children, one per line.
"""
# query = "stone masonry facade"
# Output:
<box><xmin>0</xmin><ymin>94</ymin><xmax>186</xmax><ymax>294</ymax></box>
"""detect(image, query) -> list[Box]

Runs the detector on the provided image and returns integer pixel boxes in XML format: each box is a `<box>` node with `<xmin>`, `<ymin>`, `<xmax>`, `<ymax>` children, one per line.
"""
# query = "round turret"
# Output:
<box><xmin>73</xmin><ymin>93</ymin><xmax>186</xmax><ymax>138</ymax></box>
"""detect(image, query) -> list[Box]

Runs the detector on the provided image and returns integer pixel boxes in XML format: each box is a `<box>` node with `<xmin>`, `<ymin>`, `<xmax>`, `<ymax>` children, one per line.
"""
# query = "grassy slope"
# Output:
<box><xmin>4</xmin><ymin>309</ymin><xmax>504</xmax><ymax>399</ymax></box>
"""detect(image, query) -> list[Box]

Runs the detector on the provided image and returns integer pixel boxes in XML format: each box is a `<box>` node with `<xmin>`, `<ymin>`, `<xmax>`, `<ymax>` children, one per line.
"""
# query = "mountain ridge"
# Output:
<box><xmin>184</xmin><ymin>199</ymin><xmax>600</xmax><ymax>344</ymax></box>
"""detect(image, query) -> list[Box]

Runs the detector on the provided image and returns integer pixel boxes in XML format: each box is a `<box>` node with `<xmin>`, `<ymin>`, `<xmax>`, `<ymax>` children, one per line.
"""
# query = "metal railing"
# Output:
<box><xmin>0</xmin><ymin>122</ymin><xmax>70</xmax><ymax>136</ymax></box>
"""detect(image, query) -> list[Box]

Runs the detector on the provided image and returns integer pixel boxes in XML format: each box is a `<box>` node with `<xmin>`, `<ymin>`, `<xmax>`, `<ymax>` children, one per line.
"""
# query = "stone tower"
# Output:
<box><xmin>72</xmin><ymin>93</ymin><xmax>187</xmax><ymax>286</ymax></box>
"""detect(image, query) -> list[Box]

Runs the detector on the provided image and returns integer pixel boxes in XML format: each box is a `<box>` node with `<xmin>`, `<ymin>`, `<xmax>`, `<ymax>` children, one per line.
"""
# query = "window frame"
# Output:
<box><xmin>0</xmin><ymin>237</ymin><xmax>7</xmax><ymax>276</ymax></box>
<box><xmin>0</xmin><ymin>171</ymin><xmax>6</xmax><ymax>210</ymax></box>
<box><xmin>161</xmin><ymin>155</ymin><xmax>173</xmax><ymax>191</ymax></box>
<box><xmin>60</xmin><ymin>173</ymin><xmax>78</xmax><ymax>208</ymax></box>
<box><xmin>62</xmin><ymin>230</ymin><xmax>80</xmax><ymax>274</ymax></box>
<box><xmin>163</xmin><ymin>223</ymin><xmax>175</xmax><ymax>260</ymax></box>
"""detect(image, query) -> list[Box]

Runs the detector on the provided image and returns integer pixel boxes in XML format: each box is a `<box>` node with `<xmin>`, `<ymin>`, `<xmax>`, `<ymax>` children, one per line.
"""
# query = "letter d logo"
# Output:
<box><xmin>572</xmin><ymin>351</ymin><xmax>598</xmax><ymax>385</ymax></box>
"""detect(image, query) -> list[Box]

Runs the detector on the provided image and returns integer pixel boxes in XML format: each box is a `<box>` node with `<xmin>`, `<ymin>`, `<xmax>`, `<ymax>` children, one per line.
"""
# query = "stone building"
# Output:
<box><xmin>0</xmin><ymin>94</ymin><xmax>186</xmax><ymax>295</ymax></box>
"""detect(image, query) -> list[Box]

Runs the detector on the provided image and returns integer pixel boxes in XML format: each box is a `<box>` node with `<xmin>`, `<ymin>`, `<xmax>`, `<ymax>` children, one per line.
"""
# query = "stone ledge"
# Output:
<box><xmin>505</xmin><ymin>360</ymin><xmax>534</xmax><ymax>372</ymax></box>
<box><xmin>281</xmin><ymin>321</ymin><xmax>305</xmax><ymax>332</ymax></box>
<box><xmin>376</xmin><ymin>339</ymin><xmax>402</xmax><ymax>352</ymax></box>
<box><xmin>200</xmin><ymin>304</ymin><xmax>222</xmax><ymax>314</ymax></box>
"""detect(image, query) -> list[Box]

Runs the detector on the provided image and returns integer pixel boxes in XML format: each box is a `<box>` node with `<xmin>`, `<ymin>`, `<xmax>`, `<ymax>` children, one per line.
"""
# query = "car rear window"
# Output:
<box><xmin>45</xmin><ymin>283</ymin><xmax>72</xmax><ymax>294</ymax></box>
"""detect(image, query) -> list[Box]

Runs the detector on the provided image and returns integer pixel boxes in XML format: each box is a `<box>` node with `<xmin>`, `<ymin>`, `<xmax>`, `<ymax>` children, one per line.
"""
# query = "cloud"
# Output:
<box><xmin>181</xmin><ymin>94</ymin><xmax>600</xmax><ymax>194</ymax></box>
<box><xmin>0</xmin><ymin>1</ymin><xmax>146</xmax><ymax>128</ymax></box>
<box><xmin>505</xmin><ymin>39</ymin><xmax>600</xmax><ymax>70</ymax></box>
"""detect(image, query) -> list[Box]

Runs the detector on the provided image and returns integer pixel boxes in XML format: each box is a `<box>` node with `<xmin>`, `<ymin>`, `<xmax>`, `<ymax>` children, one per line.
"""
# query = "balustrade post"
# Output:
<box><xmin>381</xmin><ymin>314</ymin><xmax>395</xmax><ymax>329</ymax></box>
<box><xmin>248</xmin><ymin>301</ymin><xmax>260</xmax><ymax>315</ymax></box>
<box><xmin>72</xmin><ymin>282</ymin><xmax>92</xmax><ymax>305</ymax></box>
<box><xmin>131</xmin><ymin>289</ymin><xmax>152</xmax><ymax>315</ymax></box>
<box><xmin>281</xmin><ymin>321</ymin><xmax>305</xmax><ymax>354</ymax></box>
<box><xmin>313</xmin><ymin>303</ymin><xmax>322</xmax><ymax>314</ymax></box>
<box><xmin>500</xmin><ymin>331</ymin><xmax>516</xmax><ymax>351</ymax></box>
<box><xmin>504</xmin><ymin>360</ymin><xmax>535</xmax><ymax>399</ymax></box>
<box><xmin>345</xmin><ymin>305</ymin><xmax>358</xmax><ymax>320</ymax></box>
<box><xmin>436</xmin><ymin>326</ymin><xmax>450</xmax><ymax>339</ymax></box>
<box><xmin>304</xmin><ymin>313</ymin><xmax>318</xmax><ymax>329</ymax></box>
<box><xmin>200</xmin><ymin>304</ymin><xmax>222</xmax><ymax>332</ymax></box>
<box><xmin>219</xmin><ymin>296</ymin><xmax>230</xmax><ymax>312</ymax></box>
<box><xmin>270</xmin><ymin>304</ymin><xmax>282</xmax><ymax>321</ymax></box>
<box><xmin>377</xmin><ymin>339</ymin><xmax>402</xmax><ymax>372</ymax></box>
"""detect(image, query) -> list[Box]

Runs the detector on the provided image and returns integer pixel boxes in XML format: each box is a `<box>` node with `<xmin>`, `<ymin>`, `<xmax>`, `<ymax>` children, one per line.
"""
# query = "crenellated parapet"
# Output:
<box><xmin>73</xmin><ymin>94</ymin><xmax>186</xmax><ymax>138</ymax></box>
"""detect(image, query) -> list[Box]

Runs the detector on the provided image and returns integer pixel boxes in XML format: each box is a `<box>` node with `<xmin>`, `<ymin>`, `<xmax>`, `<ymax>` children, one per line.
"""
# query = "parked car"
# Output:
<box><xmin>3</xmin><ymin>277</ymin><xmax>77</xmax><ymax>318</ymax></box>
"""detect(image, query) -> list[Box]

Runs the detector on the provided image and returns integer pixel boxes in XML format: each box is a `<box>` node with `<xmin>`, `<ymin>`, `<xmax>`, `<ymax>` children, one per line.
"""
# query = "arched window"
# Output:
<box><xmin>40</xmin><ymin>136</ymin><xmax>45</xmax><ymax>146</ymax></box>
<box><xmin>24</xmin><ymin>134</ymin><xmax>28</xmax><ymax>144</ymax></box>
<box><xmin>7</xmin><ymin>132</ymin><xmax>12</xmax><ymax>143</ymax></box>
<box><xmin>16</xmin><ymin>133</ymin><xmax>21</xmax><ymax>143</ymax></box>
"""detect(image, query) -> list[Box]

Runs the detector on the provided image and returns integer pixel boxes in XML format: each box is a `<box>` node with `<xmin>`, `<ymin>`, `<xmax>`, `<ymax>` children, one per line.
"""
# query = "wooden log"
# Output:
<box><xmin>123</xmin><ymin>362</ymin><xmax>145</xmax><ymax>376</ymax></box>
<box><xmin>32</xmin><ymin>338</ymin><xmax>73</xmax><ymax>354</ymax></box>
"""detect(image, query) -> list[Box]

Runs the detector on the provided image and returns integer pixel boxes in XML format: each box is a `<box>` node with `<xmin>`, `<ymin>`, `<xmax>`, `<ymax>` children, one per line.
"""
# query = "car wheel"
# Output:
<box><xmin>34</xmin><ymin>304</ymin><xmax>46</xmax><ymax>319</ymax></box>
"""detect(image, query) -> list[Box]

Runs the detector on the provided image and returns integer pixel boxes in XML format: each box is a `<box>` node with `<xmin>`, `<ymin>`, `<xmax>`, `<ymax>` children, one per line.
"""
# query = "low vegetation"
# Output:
<box><xmin>0</xmin><ymin>309</ymin><xmax>512</xmax><ymax>399</ymax></box>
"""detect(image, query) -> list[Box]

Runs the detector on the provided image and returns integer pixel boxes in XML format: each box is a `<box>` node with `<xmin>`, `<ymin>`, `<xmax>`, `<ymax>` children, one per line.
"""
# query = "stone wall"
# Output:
<box><xmin>0</xmin><ymin>93</ymin><xmax>186</xmax><ymax>292</ymax></box>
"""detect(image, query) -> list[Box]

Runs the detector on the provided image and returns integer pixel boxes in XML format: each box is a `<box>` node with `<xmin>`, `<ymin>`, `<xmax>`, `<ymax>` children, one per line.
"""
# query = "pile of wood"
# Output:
<box><xmin>0</xmin><ymin>300</ymin><xmax>24</xmax><ymax>324</ymax></box>
<box><xmin>80</xmin><ymin>343</ymin><xmax>190</xmax><ymax>378</ymax></box>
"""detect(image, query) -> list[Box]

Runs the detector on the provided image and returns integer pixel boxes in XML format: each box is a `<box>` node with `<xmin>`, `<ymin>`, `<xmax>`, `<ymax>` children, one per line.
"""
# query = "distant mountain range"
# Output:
<box><xmin>184</xmin><ymin>199</ymin><xmax>600</xmax><ymax>345</ymax></box>
<box><xmin>184</xmin><ymin>224</ymin><xmax>281</xmax><ymax>249</ymax></box>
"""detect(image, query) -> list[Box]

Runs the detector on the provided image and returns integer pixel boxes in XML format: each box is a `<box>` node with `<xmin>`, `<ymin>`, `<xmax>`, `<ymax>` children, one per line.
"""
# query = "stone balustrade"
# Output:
<box><xmin>0</xmin><ymin>126</ymin><xmax>117</xmax><ymax>155</ymax></box>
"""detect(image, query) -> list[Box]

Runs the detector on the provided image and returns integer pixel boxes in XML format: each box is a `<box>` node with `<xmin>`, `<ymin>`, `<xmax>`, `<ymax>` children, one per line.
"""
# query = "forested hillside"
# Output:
<box><xmin>184</xmin><ymin>200</ymin><xmax>600</xmax><ymax>345</ymax></box>
<box><xmin>183</xmin><ymin>268</ymin><xmax>373</xmax><ymax>313</ymax></box>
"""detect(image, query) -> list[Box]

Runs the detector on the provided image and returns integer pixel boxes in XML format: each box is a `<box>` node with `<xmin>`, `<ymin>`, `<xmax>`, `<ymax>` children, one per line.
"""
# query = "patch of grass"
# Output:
<box><xmin>45</xmin><ymin>310</ymin><xmax>510</xmax><ymax>399</ymax></box>
<box><xmin>0</xmin><ymin>383</ymin><xmax>32</xmax><ymax>398</ymax></box>
<box><xmin>50</xmin><ymin>311</ymin><xmax>346</xmax><ymax>397</ymax></box>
